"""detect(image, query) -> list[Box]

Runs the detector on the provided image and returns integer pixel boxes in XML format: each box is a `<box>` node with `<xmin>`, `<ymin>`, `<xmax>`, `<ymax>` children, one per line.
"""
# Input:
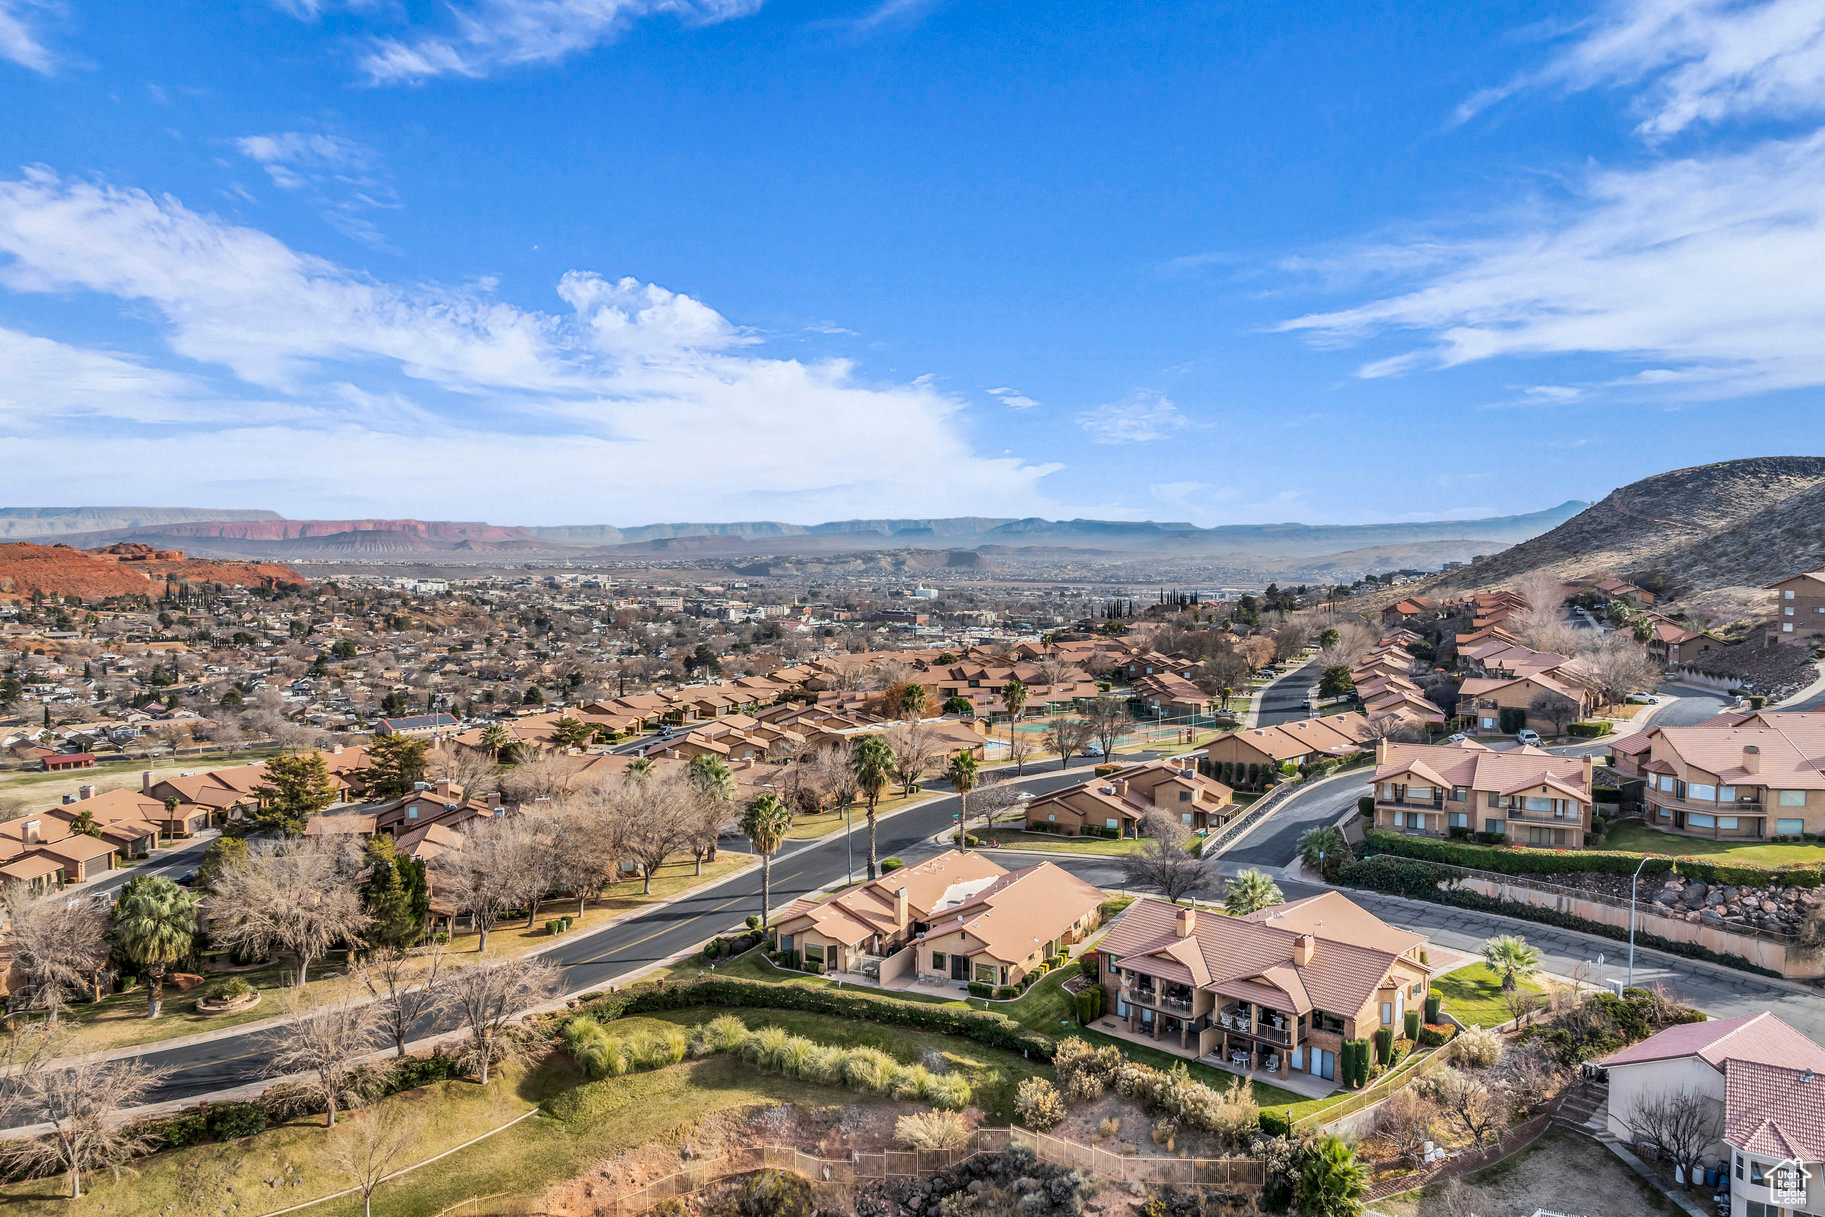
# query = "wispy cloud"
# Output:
<box><xmin>236</xmin><ymin>131</ymin><xmax>400</xmax><ymax>245</ymax></box>
<box><xmin>0</xmin><ymin>0</ymin><xmax>57</xmax><ymax>72</ymax></box>
<box><xmin>845</xmin><ymin>0</ymin><xmax>940</xmax><ymax>35</ymax></box>
<box><xmin>986</xmin><ymin>385</ymin><xmax>1039</xmax><ymax>410</ymax></box>
<box><xmin>0</xmin><ymin>168</ymin><xmax>1061</xmax><ymax>521</ymax></box>
<box><xmin>1077</xmin><ymin>392</ymin><xmax>1188</xmax><ymax>443</ymax></box>
<box><xmin>293</xmin><ymin>0</ymin><xmax>767</xmax><ymax>83</ymax></box>
<box><xmin>1279</xmin><ymin>0</ymin><xmax>1825</xmax><ymax>402</ymax></box>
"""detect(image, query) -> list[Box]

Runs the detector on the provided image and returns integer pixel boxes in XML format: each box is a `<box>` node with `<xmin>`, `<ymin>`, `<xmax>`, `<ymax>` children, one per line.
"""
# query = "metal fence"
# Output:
<box><xmin>600</xmin><ymin>1128</ymin><xmax>1261</xmax><ymax>1214</ymax></box>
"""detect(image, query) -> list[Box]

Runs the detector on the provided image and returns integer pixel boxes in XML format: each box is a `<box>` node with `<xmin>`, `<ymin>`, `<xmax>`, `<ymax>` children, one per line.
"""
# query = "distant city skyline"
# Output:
<box><xmin>1</xmin><ymin>0</ymin><xmax>1821</xmax><ymax>525</ymax></box>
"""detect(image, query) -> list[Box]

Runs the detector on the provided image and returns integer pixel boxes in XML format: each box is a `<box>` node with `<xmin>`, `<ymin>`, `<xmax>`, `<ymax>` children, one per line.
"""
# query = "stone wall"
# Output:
<box><xmin>1456</xmin><ymin>876</ymin><xmax>1823</xmax><ymax>979</ymax></box>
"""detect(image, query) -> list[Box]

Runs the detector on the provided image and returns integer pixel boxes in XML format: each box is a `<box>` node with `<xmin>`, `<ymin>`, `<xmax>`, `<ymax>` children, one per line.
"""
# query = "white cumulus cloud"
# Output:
<box><xmin>1077</xmin><ymin>393</ymin><xmax>1189</xmax><ymax>444</ymax></box>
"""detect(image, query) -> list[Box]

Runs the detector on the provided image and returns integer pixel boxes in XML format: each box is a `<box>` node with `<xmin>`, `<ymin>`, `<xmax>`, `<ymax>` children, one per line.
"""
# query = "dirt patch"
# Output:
<box><xmin>1378</xmin><ymin>1127</ymin><xmax>1683</xmax><ymax>1217</ymax></box>
<box><xmin>543</xmin><ymin>1101</ymin><xmax>944</xmax><ymax>1217</ymax></box>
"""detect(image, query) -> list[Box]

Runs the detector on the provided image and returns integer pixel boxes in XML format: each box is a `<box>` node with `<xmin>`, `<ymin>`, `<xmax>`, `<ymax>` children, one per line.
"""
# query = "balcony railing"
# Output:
<box><xmin>1376</xmin><ymin>796</ymin><xmax>1445</xmax><ymax>810</ymax></box>
<box><xmin>1252</xmin><ymin>1022</ymin><xmax>1294</xmax><ymax>1047</ymax></box>
<box><xmin>1644</xmin><ymin>791</ymin><xmax>1766</xmax><ymax>816</ymax></box>
<box><xmin>1129</xmin><ymin>988</ymin><xmax>1195</xmax><ymax>1016</ymax></box>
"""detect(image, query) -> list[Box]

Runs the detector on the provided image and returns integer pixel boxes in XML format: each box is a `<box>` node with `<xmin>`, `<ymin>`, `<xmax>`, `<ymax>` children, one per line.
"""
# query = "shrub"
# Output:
<box><xmin>994</xmin><ymin>986</ymin><xmax>1016</xmax><ymax>1000</ymax></box>
<box><xmin>1417</xmin><ymin>1024</ymin><xmax>1454</xmax><ymax>1048</ymax></box>
<box><xmin>1357</xmin><ymin>795</ymin><xmax>1375</xmax><ymax>817</ymax></box>
<box><xmin>927</xmin><ymin>1071</ymin><xmax>973</xmax><ymax>1111</ymax></box>
<box><xmin>736</xmin><ymin>1169</ymin><xmax>812</xmax><ymax>1217</ymax></box>
<box><xmin>1424</xmin><ymin>990</ymin><xmax>1441</xmax><ymax>1023</ymax></box>
<box><xmin>205</xmin><ymin>1101</ymin><xmax>268</xmax><ymax>1141</ymax></box>
<box><xmin>696</xmin><ymin>1013</ymin><xmax>751</xmax><ymax>1054</ymax></box>
<box><xmin>1451</xmin><ymin>1026</ymin><xmax>1502</xmax><ymax>1068</ymax></box>
<box><xmin>743</xmin><ymin>1025</ymin><xmax>792</xmax><ymax>1068</ymax></box>
<box><xmin>745</xmin><ymin>914</ymin><xmax>761</xmax><ymax>929</ymax></box>
<box><xmin>1360</xmin><ymin>827</ymin><xmax>1822</xmax><ymax>889</ymax></box>
<box><xmin>389</xmin><ymin>1052</ymin><xmax>458</xmax><ymax>1091</ymax></box>
<box><xmin>206</xmin><ymin>977</ymin><xmax>256</xmax><ymax>1002</ymax></box>
<box><xmin>140</xmin><ymin>1110</ymin><xmax>207</xmax><ymax>1151</ymax></box>
<box><xmin>896</xmin><ymin>1109</ymin><xmax>970</xmax><ymax>1150</ymax></box>
<box><xmin>1015</xmin><ymin>1077</ymin><xmax>1066</xmax><ymax>1132</ymax></box>
<box><xmin>1079</xmin><ymin>951</ymin><xmax>1099</xmax><ymax>981</ymax></box>
<box><xmin>1373</xmin><ymin>1027</ymin><xmax>1394</xmax><ymax>1065</ymax></box>
<box><xmin>842</xmin><ymin>1047</ymin><xmax>899</xmax><ymax>1094</ymax></box>
<box><xmin>800</xmin><ymin>1046</ymin><xmax>847</xmax><ymax>1086</ymax></box>
<box><xmin>1568</xmin><ymin>722</ymin><xmax>1612</xmax><ymax>738</ymax></box>
<box><xmin>880</xmin><ymin>858</ymin><xmax>905</xmax><ymax>872</ymax></box>
<box><xmin>1404</xmin><ymin>1010</ymin><xmax>1421</xmax><ymax>1041</ymax></box>
<box><xmin>1257</xmin><ymin>1109</ymin><xmax>1292</xmax><ymax>1137</ymax></box>
<box><xmin>1073</xmin><ymin>985</ymin><xmax>1106</xmax><ymax>1024</ymax></box>
<box><xmin>1498</xmin><ymin>707</ymin><xmax>1526</xmax><ymax>734</ymax></box>
<box><xmin>1592</xmin><ymin>785</ymin><xmax>1623</xmax><ymax>803</ymax></box>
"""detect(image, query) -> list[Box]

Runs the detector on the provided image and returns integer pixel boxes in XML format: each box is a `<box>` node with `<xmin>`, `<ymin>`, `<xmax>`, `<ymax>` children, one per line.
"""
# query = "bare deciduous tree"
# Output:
<box><xmin>498</xmin><ymin>751</ymin><xmax>575</xmax><ymax>804</ymax></box>
<box><xmin>3</xmin><ymin>889</ymin><xmax>110</xmax><ymax>1019</ymax></box>
<box><xmin>1526</xmin><ymin>691</ymin><xmax>1581</xmax><ymax>736</ymax></box>
<box><xmin>885</xmin><ymin>721</ymin><xmax>943</xmax><ymax>796</ymax></box>
<box><xmin>970</xmin><ymin>773</ymin><xmax>1026</xmax><ymax>837</ymax></box>
<box><xmin>1082</xmin><ymin>696</ymin><xmax>1132</xmax><ymax>760</ymax></box>
<box><xmin>268</xmin><ymin>996</ymin><xmax>383</xmax><ymax>1126</ymax></box>
<box><xmin>1272</xmin><ymin>621</ymin><xmax>1312</xmax><ymax>662</ymax></box>
<box><xmin>1428</xmin><ymin>1067</ymin><xmax>1506</xmax><ymax>1152</ymax></box>
<box><xmin>1117</xmin><ymin>834</ymin><xmax>1214</xmax><ymax>904</ymax></box>
<box><xmin>359</xmin><ymin>942</ymin><xmax>450</xmax><ymax>1057</ymax></box>
<box><xmin>1375</xmin><ymin>1086</ymin><xmax>1438</xmax><ymax>1167</ymax></box>
<box><xmin>616</xmin><ymin>770</ymin><xmax>695</xmax><ymax>894</ymax></box>
<box><xmin>1005</xmin><ymin>727</ymin><xmax>1034</xmax><ymax>775</ymax></box>
<box><xmin>439</xmin><ymin>818</ymin><xmax>548</xmax><ymax>949</ymax></box>
<box><xmin>428</xmin><ymin>743</ymin><xmax>500</xmax><ymax>798</ymax></box>
<box><xmin>443</xmin><ymin>956</ymin><xmax>562</xmax><ymax>1085</ymax></box>
<box><xmin>328</xmin><ymin>1103</ymin><xmax>424</xmax><ymax>1217</ymax></box>
<box><xmin>1626</xmin><ymin>1089</ymin><xmax>1722</xmax><ymax>1189</ymax></box>
<box><xmin>209</xmin><ymin>838</ymin><xmax>371</xmax><ymax>985</ymax></box>
<box><xmin>1502</xmin><ymin>987</ymin><xmax>1543</xmax><ymax>1029</ymax></box>
<box><xmin>0</xmin><ymin>1029</ymin><xmax>166</xmax><ymax>1199</ymax></box>
<box><xmin>1041</xmin><ymin>716</ymin><xmax>1094</xmax><ymax>770</ymax></box>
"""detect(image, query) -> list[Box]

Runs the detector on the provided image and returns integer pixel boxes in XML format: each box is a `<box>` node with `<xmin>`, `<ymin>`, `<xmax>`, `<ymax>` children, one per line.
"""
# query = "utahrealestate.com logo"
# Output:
<box><xmin>1770</xmin><ymin>1158</ymin><xmax>1812</xmax><ymax>1206</ymax></box>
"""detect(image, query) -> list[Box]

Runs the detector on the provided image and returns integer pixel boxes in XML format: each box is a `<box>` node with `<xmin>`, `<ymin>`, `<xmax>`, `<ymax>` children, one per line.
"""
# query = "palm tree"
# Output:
<box><xmin>900</xmin><ymin>682</ymin><xmax>928</xmax><ymax>722</ymax></box>
<box><xmin>1218</xmin><ymin>685</ymin><xmax>1233</xmax><ymax>712</ymax></box>
<box><xmin>110</xmin><ymin>876</ymin><xmax>196</xmax><ymax>1018</ymax></box>
<box><xmin>625</xmin><ymin>756</ymin><xmax>654</xmax><ymax>777</ymax></box>
<box><xmin>1002</xmin><ymin>677</ymin><xmax>1027</xmax><ymax>722</ymax></box>
<box><xmin>946</xmin><ymin>750</ymin><xmax>979</xmax><ymax>847</ymax></box>
<box><xmin>739</xmin><ymin>794</ymin><xmax>793</xmax><ymax>929</ymax></box>
<box><xmin>1294</xmin><ymin>1134</ymin><xmax>1368</xmax><ymax>1217</ymax></box>
<box><xmin>478</xmin><ymin>722</ymin><xmax>511</xmax><ymax>761</ymax></box>
<box><xmin>1222</xmin><ymin>868</ymin><xmax>1284</xmax><ymax>916</ymax></box>
<box><xmin>686</xmin><ymin>753</ymin><xmax>736</xmax><ymax>804</ymax></box>
<box><xmin>1480</xmin><ymin>935</ymin><xmax>1542</xmax><ymax>992</ymax></box>
<box><xmin>1296</xmin><ymin>825</ymin><xmax>1351</xmax><ymax>879</ymax></box>
<box><xmin>851</xmin><ymin>734</ymin><xmax>895</xmax><ymax>879</ymax></box>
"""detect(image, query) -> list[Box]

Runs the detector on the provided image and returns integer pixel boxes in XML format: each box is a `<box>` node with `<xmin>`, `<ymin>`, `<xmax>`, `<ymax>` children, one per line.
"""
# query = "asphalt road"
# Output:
<box><xmin>109</xmin><ymin>763</ymin><xmax>1114</xmax><ymax>1107</ymax></box>
<box><xmin>1255</xmin><ymin>659</ymin><xmax>1322</xmax><ymax>727</ymax></box>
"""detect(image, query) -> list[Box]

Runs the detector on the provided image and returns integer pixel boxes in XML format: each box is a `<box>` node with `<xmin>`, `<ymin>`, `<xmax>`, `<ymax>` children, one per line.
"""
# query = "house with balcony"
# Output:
<box><xmin>1368</xmin><ymin>739</ymin><xmax>1594</xmax><ymax>847</ymax></box>
<box><xmin>1629</xmin><ymin>713</ymin><xmax>1825</xmax><ymax>841</ymax></box>
<box><xmin>1457</xmin><ymin>668</ymin><xmax>1594</xmax><ymax>735</ymax></box>
<box><xmin>1024</xmin><ymin>757</ymin><xmax>1234</xmax><ymax>838</ymax></box>
<box><xmin>1601</xmin><ymin>1013</ymin><xmax>1825</xmax><ymax>1217</ymax></box>
<box><xmin>772</xmin><ymin>850</ymin><xmax>1101</xmax><ymax>984</ymax></box>
<box><xmin>1095</xmin><ymin>891</ymin><xmax>1432</xmax><ymax>1092</ymax></box>
<box><xmin>1768</xmin><ymin>568</ymin><xmax>1825</xmax><ymax>643</ymax></box>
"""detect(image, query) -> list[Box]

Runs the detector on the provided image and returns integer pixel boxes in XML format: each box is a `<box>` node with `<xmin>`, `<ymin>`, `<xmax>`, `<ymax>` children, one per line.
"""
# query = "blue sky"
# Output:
<box><xmin>1</xmin><ymin>0</ymin><xmax>1822</xmax><ymax>526</ymax></box>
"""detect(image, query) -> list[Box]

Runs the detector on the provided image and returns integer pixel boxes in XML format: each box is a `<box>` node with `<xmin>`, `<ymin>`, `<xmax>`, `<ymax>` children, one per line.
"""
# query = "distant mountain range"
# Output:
<box><xmin>0</xmin><ymin>502</ymin><xmax>1588</xmax><ymax>569</ymax></box>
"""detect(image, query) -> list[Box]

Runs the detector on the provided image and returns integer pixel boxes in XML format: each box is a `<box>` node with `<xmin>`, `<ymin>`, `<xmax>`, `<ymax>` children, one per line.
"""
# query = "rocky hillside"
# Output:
<box><xmin>1430</xmin><ymin>457</ymin><xmax>1825</xmax><ymax>595</ymax></box>
<box><xmin>0</xmin><ymin>544</ymin><xmax>304</xmax><ymax>600</ymax></box>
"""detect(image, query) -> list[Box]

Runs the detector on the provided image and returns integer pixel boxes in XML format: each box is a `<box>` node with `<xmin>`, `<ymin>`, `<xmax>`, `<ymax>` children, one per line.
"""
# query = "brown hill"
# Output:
<box><xmin>1424</xmin><ymin>456</ymin><xmax>1825</xmax><ymax>597</ymax></box>
<box><xmin>0</xmin><ymin>543</ymin><xmax>304</xmax><ymax>600</ymax></box>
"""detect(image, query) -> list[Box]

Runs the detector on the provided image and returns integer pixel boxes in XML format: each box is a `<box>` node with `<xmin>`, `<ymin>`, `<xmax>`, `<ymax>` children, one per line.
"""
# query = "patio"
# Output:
<box><xmin>1089</xmin><ymin>1014</ymin><xmax>1339</xmax><ymax>1100</ymax></box>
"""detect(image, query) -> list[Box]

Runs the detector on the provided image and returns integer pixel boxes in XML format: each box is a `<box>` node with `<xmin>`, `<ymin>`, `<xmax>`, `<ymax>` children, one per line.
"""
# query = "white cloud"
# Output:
<box><xmin>0</xmin><ymin>168</ymin><xmax>1061</xmax><ymax>522</ymax></box>
<box><xmin>331</xmin><ymin>0</ymin><xmax>764</xmax><ymax>83</ymax></box>
<box><xmin>1076</xmin><ymin>393</ymin><xmax>1189</xmax><ymax>444</ymax></box>
<box><xmin>1280</xmin><ymin>129</ymin><xmax>1825</xmax><ymax>399</ymax></box>
<box><xmin>0</xmin><ymin>0</ymin><xmax>55</xmax><ymax>72</ymax></box>
<box><xmin>1543</xmin><ymin>0</ymin><xmax>1825</xmax><ymax>139</ymax></box>
<box><xmin>1281</xmin><ymin>1</ymin><xmax>1825</xmax><ymax>402</ymax></box>
<box><xmin>986</xmin><ymin>386</ymin><xmax>1039</xmax><ymax>410</ymax></box>
<box><xmin>235</xmin><ymin>132</ymin><xmax>400</xmax><ymax>245</ymax></box>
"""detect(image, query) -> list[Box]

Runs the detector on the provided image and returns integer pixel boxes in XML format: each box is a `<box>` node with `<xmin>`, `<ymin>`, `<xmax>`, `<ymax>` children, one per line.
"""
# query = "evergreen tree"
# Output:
<box><xmin>248</xmin><ymin>751</ymin><xmax>338</xmax><ymax>836</ymax></box>
<box><xmin>362</xmin><ymin>845</ymin><xmax>418</xmax><ymax>948</ymax></box>
<box><xmin>362</xmin><ymin>735</ymin><xmax>430</xmax><ymax>799</ymax></box>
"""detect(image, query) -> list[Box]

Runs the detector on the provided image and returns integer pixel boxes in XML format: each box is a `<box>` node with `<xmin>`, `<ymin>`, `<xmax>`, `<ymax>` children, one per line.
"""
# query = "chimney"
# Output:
<box><xmin>1743</xmin><ymin>745</ymin><xmax>1760</xmax><ymax>775</ymax></box>
<box><xmin>434</xmin><ymin>778</ymin><xmax>452</xmax><ymax>797</ymax></box>
<box><xmin>1175</xmin><ymin>906</ymin><xmax>1197</xmax><ymax>938</ymax></box>
<box><xmin>332</xmin><ymin>743</ymin><xmax>344</xmax><ymax>755</ymax></box>
<box><xmin>1113</xmin><ymin>779</ymin><xmax>1128</xmax><ymax>797</ymax></box>
<box><xmin>1375</xmin><ymin>738</ymin><xmax>1388</xmax><ymax>764</ymax></box>
<box><xmin>23</xmin><ymin>819</ymin><xmax>40</xmax><ymax>844</ymax></box>
<box><xmin>141</xmin><ymin>770</ymin><xmax>154</xmax><ymax>794</ymax></box>
<box><xmin>1294</xmin><ymin>933</ymin><xmax>1315</xmax><ymax>966</ymax></box>
<box><xmin>78</xmin><ymin>784</ymin><xmax>95</xmax><ymax>801</ymax></box>
<box><xmin>895</xmin><ymin>887</ymin><xmax>909</xmax><ymax>930</ymax></box>
<box><xmin>1582</xmin><ymin>755</ymin><xmax>1594</xmax><ymax>787</ymax></box>
<box><xmin>488</xmin><ymin>791</ymin><xmax>502</xmax><ymax>809</ymax></box>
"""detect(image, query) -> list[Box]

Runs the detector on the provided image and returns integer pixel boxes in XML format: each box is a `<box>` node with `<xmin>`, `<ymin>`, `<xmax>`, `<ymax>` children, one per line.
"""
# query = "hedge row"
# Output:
<box><xmin>1362</xmin><ymin>828</ymin><xmax>1823</xmax><ymax>888</ymax></box>
<box><xmin>1337</xmin><ymin>855</ymin><xmax>1783</xmax><ymax>978</ymax></box>
<box><xmin>575</xmin><ymin>978</ymin><xmax>1058</xmax><ymax>1060</ymax></box>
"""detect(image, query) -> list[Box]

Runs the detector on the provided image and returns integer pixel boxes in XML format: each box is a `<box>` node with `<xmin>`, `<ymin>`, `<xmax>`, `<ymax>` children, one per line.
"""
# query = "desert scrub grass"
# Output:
<box><xmin>891</xmin><ymin>1064</ymin><xmax>935</xmax><ymax>1101</ymax></box>
<box><xmin>926</xmin><ymin>1071</ymin><xmax>972</xmax><ymax>1111</ymax></box>
<box><xmin>745</xmin><ymin>1025</ymin><xmax>792</xmax><ymax>1067</ymax></box>
<box><xmin>841</xmin><ymin>1047</ymin><xmax>899</xmax><ymax>1094</ymax></box>
<box><xmin>1451</xmin><ymin>1025</ymin><xmax>1502</xmax><ymax>1068</ymax></box>
<box><xmin>696</xmin><ymin>1014</ymin><xmax>750</xmax><ymax>1055</ymax></box>
<box><xmin>895</xmin><ymin>1110</ymin><xmax>970</xmax><ymax>1150</ymax></box>
<box><xmin>801</xmin><ymin>1046</ymin><xmax>847</xmax><ymax>1086</ymax></box>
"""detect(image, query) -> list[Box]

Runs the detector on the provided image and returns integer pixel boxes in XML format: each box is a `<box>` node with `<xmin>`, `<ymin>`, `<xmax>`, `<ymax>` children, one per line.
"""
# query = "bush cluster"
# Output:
<box><xmin>1567</xmin><ymin>722</ymin><xmax>1612</xmax><ymax>738</ymax></box>
<box><xmin>1521</xmin><ymin>987</ymin><xmax>1706</xmax><ymax>1068</ymax></box>
<box><xmin>1052</xmin><ymin>1037</ymin><xmax>1256</xmax><ymax>1140</ymax></box>
<box><xmin>1362</xmin><ymin>828</ymin><xmax>1823</xmax><ymax>888</ymax></box>
<box><xmin>564</xmin><ymin>1012</ymin><xmax>974</xmax><ymax>1109</ymax></box>
<box><xmin>702</xmin><ymin>929</ymin><xmax>765</xmax><ymax>961</ymax></box>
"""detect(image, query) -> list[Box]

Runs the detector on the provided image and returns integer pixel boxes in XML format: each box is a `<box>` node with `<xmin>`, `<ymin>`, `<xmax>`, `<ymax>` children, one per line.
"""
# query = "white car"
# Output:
<box><xmin>1625</xmin><ymin>693</ymin><xmax>1660</xmax><ymax>705</ymax></box>
<box><xmin>1515</xmin><ymin>729</ymin><xmax>1543</xmax><ymax>746</ymax></box>
<box><xmin>1446</xmin><ymin>732</ymin><xmax>1468</xmax><ymax>743</ymax></box>
<box><xmin>1082</xmin><ymin>743</ymin><xmax>1104</xmax><ymax>757</ymax></box>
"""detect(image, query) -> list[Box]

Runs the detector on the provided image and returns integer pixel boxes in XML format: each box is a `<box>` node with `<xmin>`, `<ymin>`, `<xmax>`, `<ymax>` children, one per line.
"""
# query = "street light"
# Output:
<box><xmin>1627</xmin><ymin>855</ymin><xmax>1650</xmax><ymax>988</ymax></box>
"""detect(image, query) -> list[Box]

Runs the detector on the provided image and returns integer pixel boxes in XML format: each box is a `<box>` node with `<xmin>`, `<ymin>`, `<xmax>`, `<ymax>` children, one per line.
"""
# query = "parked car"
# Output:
<box><xmin>1446</xmin><ymin>732</ymin><xmax>1468</xmax><ymax>743</ymax></box>
<box><xmin>1625</xmin><ymin>693</ymin><xmax>1660</xmax><ymax>705</ymax></box>
<box><xmin>1515</xmin><ymin>729</ymin><xmax>1543</xmax><ymax>746</ymax></box>
<box><xmin>1082</xmin><ymin>743</ymin><xmax>1104</xmax><ymax>757</ymax></box>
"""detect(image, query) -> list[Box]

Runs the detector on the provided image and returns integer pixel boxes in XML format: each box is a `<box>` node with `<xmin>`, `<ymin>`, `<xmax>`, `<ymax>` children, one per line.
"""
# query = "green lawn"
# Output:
<box><xmin>1603</xmin><ymin>820</ymin><xmax>1825</xmax><ymax>867</ymax></box>
<box><xmin>1434</xmin><ymin>963</ymin><xmax>1545</xmax><ymax>1029</ymax></box>
<box><xmin>976</xmin><ymin>826</ymin><xmax>1150</xmax><ymax>855</ymax></box>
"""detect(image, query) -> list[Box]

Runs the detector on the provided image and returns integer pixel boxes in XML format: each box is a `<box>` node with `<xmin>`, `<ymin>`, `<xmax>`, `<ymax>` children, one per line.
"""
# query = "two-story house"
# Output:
<box><xmin>1369</xmin><ymin>738</ymin><xmax>1594</xmax><ymax>847</ymax></box>
<box><xmin>1601</xmin><ymin>1013</ymin><xmax>1825</xmax><ymax>1217</ymax></box>
<box><xmin>1769</xmin><ymin>569</ymin><xmax>1825</xmax><ymax>643</ymax></box>
<box><xmin>1025</xmin><ymin>757</ymin><xmax>1234</xmax><ymax>837</ymax></box>
<box><xmin>1628</xmin><ymin>713</ymin><xmax>1825</xmax><ymax>841</ymax></box>
<box><xmin>1096</xmin><ymin>892</ymin><xmax>1432</xmax><ymax>1088</ymax></box>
